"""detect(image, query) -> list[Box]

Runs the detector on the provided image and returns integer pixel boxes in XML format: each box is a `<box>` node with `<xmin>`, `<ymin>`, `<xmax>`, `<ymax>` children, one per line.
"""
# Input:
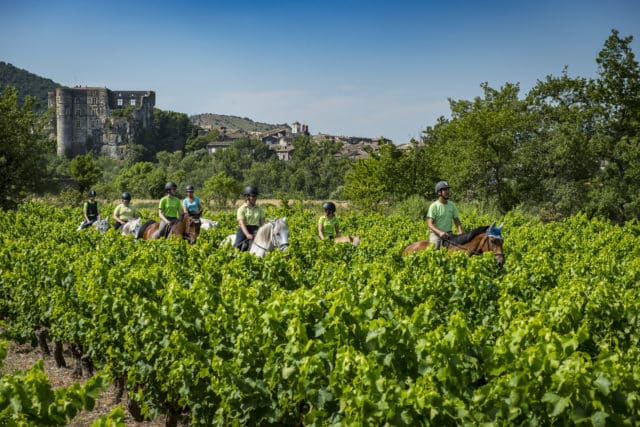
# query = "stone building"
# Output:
<box><xmin>48</xmin><ymin>86</ymin><xmax>155</xmax><ymax>158</ymax></box>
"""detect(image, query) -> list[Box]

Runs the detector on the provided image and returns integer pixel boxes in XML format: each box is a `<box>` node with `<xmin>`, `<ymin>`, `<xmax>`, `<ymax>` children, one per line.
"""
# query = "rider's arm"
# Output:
<box><xmin>454</xmin><ymin>217</ymin><xmax>463</xmax><ymax>234</ymax></box>
<box><xmin>239</xmin><ymin>219</ymin><xmax>253</xmax><ymax>240</ymax></box>
<box><xmin>159</xmin><ymin>208</ymin><xmax>169</xmax><ymax>223</ymax></box>
<box><xmin>83</xmin><ymin>203</ymin><xmax>91</xmax><ymax>222</ymax></box>
<box><xmin>428</xmin><ymin>217</ymin><xmax>446</xmax><ymax>238</ymax></box>
<box><xmin>112</xmin><ymin>206</ymin><xmax>123</xmax><ymax>225</ymax></box>
<box><xmin>318</xmin><ymin>220</ymin><xmax>325</xmax><ymax>240</ymax></box>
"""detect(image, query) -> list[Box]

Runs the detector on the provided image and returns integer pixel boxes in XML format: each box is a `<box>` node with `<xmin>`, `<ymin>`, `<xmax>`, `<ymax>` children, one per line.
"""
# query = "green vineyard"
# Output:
<box><xmin>1</xmin><ymin>203</ymin><xmax>639</xmax><ymax>425</ymax></box>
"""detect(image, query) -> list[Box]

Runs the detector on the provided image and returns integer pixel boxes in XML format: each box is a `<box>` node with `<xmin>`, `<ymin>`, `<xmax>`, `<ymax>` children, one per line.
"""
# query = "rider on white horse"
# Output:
<box><xmin>233</xmin><ymin>185</ymin><xmax>265</xmax><ymax>251</ymax></box>
<box><xmin>78</xmin><ymin>189</ymin><xmax>100</xmax><ymax>230</ymax></box>
<box><xmin>113</xmin><ymin>192</ymin><xmax>139</xmax><ymax>231</ymax></box>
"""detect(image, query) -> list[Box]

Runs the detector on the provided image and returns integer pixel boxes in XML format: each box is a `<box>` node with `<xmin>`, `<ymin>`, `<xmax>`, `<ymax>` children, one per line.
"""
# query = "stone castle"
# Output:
<box><xmin>48</xmin><ymin>87</ymin><xmax>155</xmax><ymax>157</ymax></box>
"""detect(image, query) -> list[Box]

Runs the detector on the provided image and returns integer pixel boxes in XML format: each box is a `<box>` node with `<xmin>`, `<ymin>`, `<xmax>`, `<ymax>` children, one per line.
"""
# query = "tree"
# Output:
<box><xmin>423</xmin><ymin>83</ymin><xmax>529</xmax><ymax>213</ymax></box>
<box><xmin>69</xmin><ymin>154</ymin><xmax>102</xmax><ymax>194</ymax></box>
<box><xmin>588</xmin><ymin>29</ymin><xmax>640</xmax><ymax>222</ymax></box>
<box><xmin>114</xmin><ymin>162</ymin><xmax>166</xmax><ymax>199</ymax></box>
<box><xmin>522</xmin><ymin>71</ymin><xmax>599</xmax><ymax>219</ymax></box>
<box><xmin>201</xmin><ymin>172</ymin><xmax>241</xmax><ymax>208</ymax></box>
<box><xmin>0</xmin><ymin>86</ymin><xmax>53</xmax><ymax>209</ymax></box>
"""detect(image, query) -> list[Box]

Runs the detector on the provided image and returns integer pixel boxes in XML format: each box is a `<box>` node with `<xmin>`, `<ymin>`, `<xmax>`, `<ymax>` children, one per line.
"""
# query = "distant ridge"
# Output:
<box><xmin>0</xmin><ymin>62</ymin><xmax>289</xmax><ymax>132</ymax></box>
<box><xmin>190</xmin><ymin>113</ymin><xmax>290</xmax><ymax>133</ymax></box>
<box><xmin>0</xmin><ymin>61</ymin><xmax>62</xmax><ymax>110</ymax></box>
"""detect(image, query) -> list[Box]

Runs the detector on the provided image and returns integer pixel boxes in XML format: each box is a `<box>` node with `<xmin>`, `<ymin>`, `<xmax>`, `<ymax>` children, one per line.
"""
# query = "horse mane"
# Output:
<box><xmin>254</xmin><ymin>221</ymin><xmax>273</xmax><ymax>245</ymax></box>
<box><xmin>448</xmin><ymin>226</ymin><xmax>490</xmax><ymax>245</ymax></box>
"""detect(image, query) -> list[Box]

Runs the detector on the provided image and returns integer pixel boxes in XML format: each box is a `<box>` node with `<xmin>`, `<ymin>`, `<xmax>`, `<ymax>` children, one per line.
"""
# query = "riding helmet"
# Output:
<box><xmin>121</xmin><ymin>192</ymin><xmax>131</xmax><ymax>201</ymax></box>
<box><xmin>185</xmin><ymin>185</ymin><xmax>195</xmax><ymax>192</ymax></box>
<box><xmin>165</xmin><ymin>181</ymin><xmax>178</xmax><ymax>191</ymax></box>
<box><xmin>435</xmin><ymin>181</ymin><xmax>450</xmax><ymax>194</ymax></box>
<box><xmin>243</xmin><ymin>185</ymin><xmax>259</xmax><ymax>196</ymax></box>
<box><xmin>88</xmin><ymin>189</ymin><xmax>97</xmax><ymax>197</ymax></box>
<box><xmin>322</xmin><ymin>201</ymin><xmax>336</xmax><ymax>212</ymax></box>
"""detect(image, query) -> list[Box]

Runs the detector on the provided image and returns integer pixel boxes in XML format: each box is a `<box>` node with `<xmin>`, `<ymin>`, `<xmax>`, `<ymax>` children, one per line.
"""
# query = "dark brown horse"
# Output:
<box><xmin>402</xmin><ymin>222</ymin><xmax>505</xmax><ymax>267</ymax></box>
<box><xmin>138</xmin><ymin>214</ymin><xmax>201</xmax><ymax>244</ymax></box>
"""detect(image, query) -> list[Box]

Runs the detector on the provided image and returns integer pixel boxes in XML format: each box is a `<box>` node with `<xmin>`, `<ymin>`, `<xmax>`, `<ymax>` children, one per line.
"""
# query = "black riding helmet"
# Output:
<box><xmin>88</xmin><ymin>189</ymin><xmax>97</xmax><ymax>197</ymax></box>
<box><xmin>243</xmin><ymin>185</ymin><xmax>259</xmax><ymax>197</ymax></box>
<box><xmin>322</xmin><ymin>201</ymin><xmax>336</xmax><ymax>212</ymax></box>
<box><xmin>165</xmin><ymin>181</ymin><xmax>178</xmax><ymax>191</ymax></box>
<box><xmin>435</xmin><ymin>181</ymin><xmax>450</xmax><ymax>194</ymax></box>
<box><xmin>185</xmin><ymin>185</ymin><xmax>195</xmax><ymax>192</ymax></box>
<box><xmin>121</xmin><ymin>192</ymin><xmax>131</xmax><ymax>201</ymax></box>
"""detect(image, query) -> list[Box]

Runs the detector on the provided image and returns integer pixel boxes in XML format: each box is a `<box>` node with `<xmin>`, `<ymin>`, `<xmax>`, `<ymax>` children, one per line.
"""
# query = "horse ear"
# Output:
<box><xmin>489</xmin><ymin>221</ymin><xmax>496</xmax><ymax>230</ymax></box>
<box><xmin>497</xmin><ymin>222</ymin><xmax>504</xmax><ymax>230</ymax></box>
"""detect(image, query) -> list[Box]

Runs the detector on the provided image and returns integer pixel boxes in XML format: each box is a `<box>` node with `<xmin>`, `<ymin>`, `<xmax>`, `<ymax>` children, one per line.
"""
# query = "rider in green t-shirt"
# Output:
<box><xmin>153</xmin><ymin>182</ymin><xmax>182</xmax><ymax>238</ymax></box>
<box><xmin>318</xmin><ymin>201</ymin><xmax>341</xmax><ymax>240</ymax></box>
<box><xmin>427</xmin><ymin>181</ymin><xmax>463</xmax><ymax>249</ymax></box>
<box><xmin>233</xmin><ymin>185</ymin><xmax>265</xmax><ymax>251</ymax></box>
<box><xmin>112</xmin><ymin>192</ymin><xmax>139</xmax><ymax>230</ymax></box>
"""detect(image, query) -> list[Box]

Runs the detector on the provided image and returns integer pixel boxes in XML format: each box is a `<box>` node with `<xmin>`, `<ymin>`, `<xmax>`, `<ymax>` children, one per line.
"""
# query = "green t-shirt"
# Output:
<box><xmin>159</xmin><ymin>196</ymin><xmax>182</xmax><ymax>218</ymax></box>
<box><xmin>114</xmin><ymin>204</ymin><xmax>138</xmax><ymax>222</ymax></box>
<box><xmin>318</xmin><ymin>215</ymin><xmax>340</xmax><ymax>239</ymax></box>
<box><xmin>237</xmin><ymin>203</ymin><xmax>265</xmax><ymax>226</ymax></box>
<box><xmin>427</xmin><ymin>200</ymin><xmax>459</xmax><ymax>232</ymax></box>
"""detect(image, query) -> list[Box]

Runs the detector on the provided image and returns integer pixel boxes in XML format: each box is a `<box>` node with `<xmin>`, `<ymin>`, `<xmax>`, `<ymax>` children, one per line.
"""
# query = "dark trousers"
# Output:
<box><xmin>233</xmin><ymin>225</ymin><xmax>259</xmax><ymax>251</ymax></box>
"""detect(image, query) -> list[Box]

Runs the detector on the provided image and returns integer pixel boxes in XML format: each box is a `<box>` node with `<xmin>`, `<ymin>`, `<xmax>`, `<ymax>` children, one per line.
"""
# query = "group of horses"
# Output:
<box><xmin>79</xmin><ymin>215</ymin><xmax>505</xmax><ymax>265</ymax></box>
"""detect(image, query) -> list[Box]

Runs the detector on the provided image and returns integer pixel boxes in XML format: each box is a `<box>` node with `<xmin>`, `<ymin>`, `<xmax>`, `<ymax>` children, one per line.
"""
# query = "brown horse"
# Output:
<box><xmin>402</xmin><ymin>222</ymin><xmax>505</xmax><ymax>267</ymax></box>
<box><xmin>138</xmin><ymin>214</ymin><xmax>201</xmax><ymax>244</ymax></box>
<box><xmin>333</xmin><ymin>235</ymin><xmax>361</xmax><ymax>246</ymax></box>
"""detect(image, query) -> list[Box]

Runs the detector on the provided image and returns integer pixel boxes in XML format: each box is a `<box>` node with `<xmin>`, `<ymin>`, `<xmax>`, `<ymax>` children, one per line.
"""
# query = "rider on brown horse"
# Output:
<box><xmin>153</xmin><ymin>182</ymin><xmax>182</xmax><ymax>239</ymax></box>
<box><xmin>428</xmin><ymin>181</ymin><xmax>463</xmax><ymax>249</ymax></box>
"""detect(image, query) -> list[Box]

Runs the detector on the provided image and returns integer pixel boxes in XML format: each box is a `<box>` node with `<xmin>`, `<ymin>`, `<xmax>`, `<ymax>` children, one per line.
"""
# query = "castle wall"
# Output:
<box><xmin>50</xmin><ymin>87</ymin><xmax>155</xmax><ymax>158</ymax></box>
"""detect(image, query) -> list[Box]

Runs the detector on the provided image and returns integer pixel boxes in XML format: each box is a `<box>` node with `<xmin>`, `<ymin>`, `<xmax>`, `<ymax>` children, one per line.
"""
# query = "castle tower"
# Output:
<box><xmin>50</xmin><ymin>87</ymin><xmax>155</xmax><ymax>158</ymax></box>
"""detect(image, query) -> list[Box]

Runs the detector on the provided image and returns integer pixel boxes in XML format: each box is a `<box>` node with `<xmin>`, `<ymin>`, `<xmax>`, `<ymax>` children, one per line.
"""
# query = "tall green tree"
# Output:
<box><xmin>69</xmin><ymin>154</ymin><xmax>102</xmax><ymax>194</ymax></box>
<box><xmin>588</xmin><ymin>29</ymin><xmax>640</xmax><ymax>222</ymax></box>
<box><xmin>201</xmin><ymin>171</ymin><xmax>241</xmax><ymax>208</ymax></box>
<box><xmin>425</xmin><ymin>83</ymin><xmax>530</xmax><ymax>213</ymax></box>
<box><xmin>114</xmin><ymin>162</ymin><xmax>165</xmax><ymax>199</ymax></box>
<box><xmin>0</xmin><ymin>87</ymin><xmax>53</xmax><ymax>209</ymax></box>
<box><xmin>522</xmin><ymin>71</ymin><xmax>599</xmax><ymax>218</ymax></box>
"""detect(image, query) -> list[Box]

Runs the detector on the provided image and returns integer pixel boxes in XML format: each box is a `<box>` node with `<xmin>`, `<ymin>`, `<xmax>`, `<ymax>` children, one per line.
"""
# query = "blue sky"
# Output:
<box><xmin>1</xmin><ymin>0</ymin><xmax>639</xmax><ymax>143</ymax></box>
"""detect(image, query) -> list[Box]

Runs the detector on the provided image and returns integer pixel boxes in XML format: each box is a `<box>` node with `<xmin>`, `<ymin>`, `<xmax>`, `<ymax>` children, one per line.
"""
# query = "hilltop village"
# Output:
<box><xmin>48</xmin><ymin>86</ymin><xmax>394</xmax><ymax>161</ymax></box>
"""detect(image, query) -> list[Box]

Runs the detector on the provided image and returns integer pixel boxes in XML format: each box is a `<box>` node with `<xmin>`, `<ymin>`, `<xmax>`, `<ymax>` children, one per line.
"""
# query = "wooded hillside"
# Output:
<box><xmin>0</xmin><ymin>61</ymin><xmax>60</xmax><ymax>111</ymax></box>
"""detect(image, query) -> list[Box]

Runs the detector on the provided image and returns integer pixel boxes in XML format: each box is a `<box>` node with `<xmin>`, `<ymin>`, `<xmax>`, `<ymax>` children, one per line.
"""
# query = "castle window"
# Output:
<box><xmin>117</xmin><ymin>98</ymin><xmax>123</xmax><ymax>106</ymax></box>
<box><xmin>130</xmin><ymin>99</ymin><xmax>136</xmax><ymax>106</ymax></box>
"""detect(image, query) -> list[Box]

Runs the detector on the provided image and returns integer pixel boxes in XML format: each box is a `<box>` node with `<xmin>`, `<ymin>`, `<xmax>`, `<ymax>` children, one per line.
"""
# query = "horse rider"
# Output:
<box><xmin>182</xmin><ymin>185</ymin><xmax>203</xmax><ymax>216</ymax></box>
<box><xmin>233</xmin><ymin>185</ymin><xmax>265</xmax><ymax>251</ymax></box>
<box><xmin>153</xmin><ymin>182</ymin><xmax>182</xmax><ymax>239</ymax></box>
<box><xmin>318</xmin><ymin>201</ymin><xmax>341</xmax><ymax>240</ymax></box>
<box><xmin>427</xmin><ymin>181</ymin><xmax>463</xmax><ymax>249</ymax></box>
<box><xmin>79</xmin><ymin>189</ymin><xmax>100</xmax><ymax>229</ymax></box>
<box><xmin>112</xmin><ymin>192</ymin><xmax>139</xmax><ymax>230</ymax></box>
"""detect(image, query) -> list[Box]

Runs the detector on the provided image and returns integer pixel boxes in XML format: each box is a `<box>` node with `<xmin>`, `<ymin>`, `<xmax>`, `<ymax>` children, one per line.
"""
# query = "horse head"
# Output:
<box><xmin>182</xmin><ymin>214</ymin><xmax>201</xmax><ymax>244</ymax></box>
<box><xmin>94</xmin><ymin>218</ymin><xmax>109</xmax><ymax>233</ymax></box>
<box><xmin>269</xmin><ymin>217</ymin><xmax>289</xmax><ymax>251</ymax></box>
<box><xmin>121</xmin><ymin>218</ymin><xmax>141</xmax><ymax>236</ymax></box>
<box><xmin>483</xmin><ymin>222</ymin><xmax>505</xmax><ymax>267</ymax></box>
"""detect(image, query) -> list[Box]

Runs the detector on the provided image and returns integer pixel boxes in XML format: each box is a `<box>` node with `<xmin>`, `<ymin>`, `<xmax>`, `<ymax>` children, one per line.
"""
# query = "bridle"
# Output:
<box><xmin>251</xmin><ymin>221</ymin><xmax>289</xmax><ymax>252</ymax></box>
<box><xmin>444</xmin><ymin>233</ymin><xmax>504</xmax><ymax>263</ymax></box>
<box><xmin>183</xmin><ymin>215</ymin><xmax>200</xmax><ymax>243</ymax></box>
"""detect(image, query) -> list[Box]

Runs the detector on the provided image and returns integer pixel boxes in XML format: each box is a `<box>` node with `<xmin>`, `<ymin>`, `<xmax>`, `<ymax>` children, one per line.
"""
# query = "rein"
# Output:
<box><xmin>444</xmin><ymin>234</ymin><xmax>501</xmax><ymax>256</ymax></box>
<box><xmin>251</xmin><ymin>221</ymin><xmax>288</xmax><ymax>252</ymax></box>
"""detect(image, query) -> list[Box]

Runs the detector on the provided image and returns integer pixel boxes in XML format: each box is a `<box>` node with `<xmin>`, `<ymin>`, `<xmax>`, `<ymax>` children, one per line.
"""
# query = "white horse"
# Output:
<box><xmin>223</xmin><ymin>218</ymin><xmax>289</xmax><ymax>258</ymax></box>
<box><xmin>200</xmin><ymin>218</ymin><xmax>219</xmax><ymax>230</ymax></box>
<box><xmin>76</xmin><ymin>217</ymin><xmax>109</xmax><ymax>232</ymax></box>
<box><xmin>120</xmin><ymin>218</ymin><xmax>142</xmax><ymax>237</ymax></box>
